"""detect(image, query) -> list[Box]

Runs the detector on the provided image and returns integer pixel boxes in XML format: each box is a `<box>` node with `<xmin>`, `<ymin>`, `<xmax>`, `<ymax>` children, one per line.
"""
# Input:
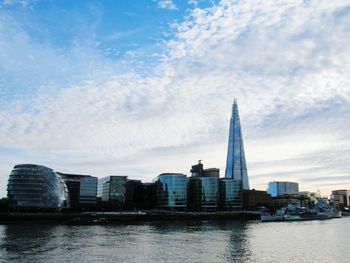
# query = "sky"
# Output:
<box><xmin>1</xmin><ymin>0</ymin><xmax>350</xmax><ymax>198</ymax></box>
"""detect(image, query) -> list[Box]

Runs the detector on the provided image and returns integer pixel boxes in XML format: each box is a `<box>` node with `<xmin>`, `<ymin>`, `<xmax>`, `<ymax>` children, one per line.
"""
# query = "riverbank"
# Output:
<box><xmin>0</xmin><ymin>210</ymin><xmax>262</xmax><ymax>224</ymax></box>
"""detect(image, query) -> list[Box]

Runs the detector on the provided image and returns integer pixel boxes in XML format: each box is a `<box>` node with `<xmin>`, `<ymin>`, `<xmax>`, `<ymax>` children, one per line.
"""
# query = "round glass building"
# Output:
<box><xmin>154</xmin><ymin>173</ymin><xmax>187</xmax><ymax>210</ymax></box>
<box><xmin>7</xmin><ymin>164</ymin><xmax>69</xmax><ymax>211</ymax></box>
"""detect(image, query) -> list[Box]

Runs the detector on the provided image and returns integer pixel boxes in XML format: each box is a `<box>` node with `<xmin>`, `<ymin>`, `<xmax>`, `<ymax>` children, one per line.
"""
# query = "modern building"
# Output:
<box><xmin>154</xmin><ymin>173</ymin><xmax>187</xmax><ymax>210</ymax></box>
<box><xmin>7</xmin><ymin>164</ymin><xmax>69</xmax><ymax>211</ymax></box>
<box><xmin>267</xmin><ymin>181</ymin><xmax>299</xmax><ymax>197</ymax></box>
<box><xmin>225</xmin><ymin>99</ymin><xmax>250</xmax><ymax>190</ymax></box>
<box><xmin>142</xmin><ymin>182</ymin><xmax>157</xmax><ymax>209</ymax></box>
<box><xmin>97</xmin><ymin>176</ymin><xmax>127</xmax><ymax>207</ymax></box>
<box><xmin>219</xmin><ymin>179</ymin><xmax>243</xmax><ymax>210</ymax></box>
<box><xmin>125</xmin><ymin>179</ymin><xmax>144</xmax><ymax>210</ymax></box>
<box><xmin>58</xmin><ymin>172</ymin><xmax>97</xmax><ymax>209</ymax></box>
<box><xmin>331</xmin><ymin>190</ymin><xmax>350</xmax><ymax>210</ymax></box>
<box><xmin>188</xmin><ymin>161</ymin><xmax>219</xmax><ymax>211</ymax></box>
<box><xmin>188</xmin><ymin>176</ymin><xmax>219</xmax><ymax>211</ymax></box>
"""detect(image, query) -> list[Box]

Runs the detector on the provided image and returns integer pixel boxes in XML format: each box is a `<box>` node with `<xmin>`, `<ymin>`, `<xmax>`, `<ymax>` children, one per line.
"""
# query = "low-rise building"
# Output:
<box><xmin>58</xmin><ymin>173</ymin><xmax>98</xmax><ymax>210</ymax></box>
<box><xmin>97</xmin><ymin>176</ymin><xmax>127</xmax><ymax>207</ymax></box>
<box><xmin>242</xmin><ymin>189</ymin><xmax>271</xmax><ymax>210</ymax></box>
<box><xmin>219</xmin><ymin>179</ymin><xmax>242</xmax><ymax>210</ymax></box>
<box><xmin>154</xmin><ymin>173</ymin><xmax>187</xmax><ymax>210</ymax></box>
<box><xmin>188</xmin><ymin>161</ymin><xmax>220</xmax><ymax>211</ymax></box>
<box><xmin>267</xmin><ymin>181</ymin><xmax>299</xmax><ymax>197</ymax></box>
<box><xmin>7</xmin><ymin>164</ymin><xmax>69</xmax><ymax>211</ymax></box>
<box><xmin>331</xmin><ymin>189</ymin><xmax>350</xmax><ymax>210</ymax></box>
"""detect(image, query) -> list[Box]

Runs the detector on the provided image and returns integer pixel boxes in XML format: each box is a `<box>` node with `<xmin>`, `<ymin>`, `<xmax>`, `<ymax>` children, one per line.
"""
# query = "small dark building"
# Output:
<box><xmin>190</xmin><ymin>161</ymin><xmax>204</xmax><ymax>177</ymax></box>
<box><xmin>125</xmin><ymin>179</ymin><xmax>144</xmax><ymax>210</ymax></box>
<box><xmin>142</xmin><ymin>182</ymin><xmax>156</xmax><ymax>210</ymax></box>
<box><xmin>243</xmin><ymin>189</ymin><xmax>272</xmax><ymax>210</ymax></box>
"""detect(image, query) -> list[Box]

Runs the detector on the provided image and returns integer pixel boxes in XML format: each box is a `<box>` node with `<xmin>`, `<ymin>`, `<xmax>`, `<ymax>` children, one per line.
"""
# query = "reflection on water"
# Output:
<box><xmin>0</xmin><ymin>218</ymin><xmax>349</xmax><ymax>263</ymax></box>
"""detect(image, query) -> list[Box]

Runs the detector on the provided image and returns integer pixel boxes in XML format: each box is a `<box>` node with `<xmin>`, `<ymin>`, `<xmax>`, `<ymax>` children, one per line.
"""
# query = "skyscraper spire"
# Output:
<box><xmin>225</xmin><ymin>100</ymin><xmax>250</xmax><ymax>189</ymax></box>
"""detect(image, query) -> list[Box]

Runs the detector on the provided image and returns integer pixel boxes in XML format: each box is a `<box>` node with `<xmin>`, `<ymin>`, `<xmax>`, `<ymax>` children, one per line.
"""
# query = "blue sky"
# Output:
<box><xmin>1</xmin><ymin>0</ymin><xmax>350</xmax><ymax>197</ymax></box>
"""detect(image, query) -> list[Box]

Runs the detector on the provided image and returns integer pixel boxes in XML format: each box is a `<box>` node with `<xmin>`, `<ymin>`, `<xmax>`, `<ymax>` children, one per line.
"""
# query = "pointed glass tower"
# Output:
<box><xmin>225</xmin><ymin>99</ymin><xmax>250</xmax><ymax>189</ymax></box>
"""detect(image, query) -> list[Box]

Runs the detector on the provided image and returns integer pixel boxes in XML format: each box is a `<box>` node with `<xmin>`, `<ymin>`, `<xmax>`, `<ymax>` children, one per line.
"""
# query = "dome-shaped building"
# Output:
<box><xmin>7</xmin><ymin>164</ymin><xmax>69</xmax><ymax>211</ymax></box>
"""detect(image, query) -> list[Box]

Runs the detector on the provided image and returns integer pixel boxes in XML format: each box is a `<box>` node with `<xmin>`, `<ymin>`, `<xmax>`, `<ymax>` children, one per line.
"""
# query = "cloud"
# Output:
<box><xmin>1</xmin><ymin>0</ymin><xmax>350</xmax><ymax>197</ymax></box>
<box><xmin>157</xmin><ymin>0</ymin><xmax>177</xmax><ymax>10</ymax></box>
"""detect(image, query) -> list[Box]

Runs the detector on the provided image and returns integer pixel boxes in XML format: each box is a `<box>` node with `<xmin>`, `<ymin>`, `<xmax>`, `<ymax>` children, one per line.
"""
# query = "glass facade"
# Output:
<box><xmin>188</xmin><ymin>177</ymin><xmax>219</xmax><ymax>211</ymax></box>
<box><xmin>219</xmin><ymin>179</ymin><xmax>242</xmax><ymax>209</ymax></box>
<box><xmin>225</xmin><ymin>100</ymin><xmax>250</xmax><ymax>190</ymax></box>
<box><xmin>154</xmin><ymin>173</ymin><xmax>187</xmax><ymax>210</ymax></box>
<box><xmin>97</xmin><ymin>176</ymin><xmax>127</xmax><ymax>205</ymax></box>
<box><xmin>7</xmin><ymin>164</ymin><xmax>69</xmax><ymax>210</ymax></box>
<box><xmin>80</xmin><ymin>176</ymin><xmax>98</xmax><ymax>205</ymax></box>
<box><xmin>58</xmin><ymin>173</ymin><xmax>98</xmax><ymax>208</ymax></box>
<box><xmin>267</xmin><ymin>181</ymin><xmax>299</xmax><ymax>197</ymax></box>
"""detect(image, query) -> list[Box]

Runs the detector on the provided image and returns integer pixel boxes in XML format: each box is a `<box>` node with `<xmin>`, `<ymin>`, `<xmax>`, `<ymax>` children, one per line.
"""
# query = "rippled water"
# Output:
<box><xmin>0</xmin><ymin>217</ymin><xmax>349</xmax><ymax>263</ymax></box>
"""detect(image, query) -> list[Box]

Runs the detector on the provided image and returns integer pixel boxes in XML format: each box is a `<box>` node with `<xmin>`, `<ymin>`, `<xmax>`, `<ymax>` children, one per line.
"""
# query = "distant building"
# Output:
<box><xmin>331</xmin><ymin>190</ymin><xmax>350</xmax><ymax>210</ymax></box>
<box><xmin>97</xmin><ymin>176</ymin><xmax>127</xmax><ymax>207</ymax></box>
<box><xmin>188</xmin><ymin>177</ymin><xmax>219</xmax><ymax>211</ymax></box>
<box><xmin>154</xmin><ymin>173</ymin><xmax>187</xmax><ymax>210</ymax></box>
<box><xmin>190</xmin><ymin>161</ymin><xmax>204</xmax><ymax>177</ymax></box>
<box><xmin>58</xmin><ymin>172</ymin><xmax>97</xmax><ymax>209</ymax></box>
<box><xmin>219</xmin><ymin>179</ymin><xmax>243</xmax><ymax>210</ymax></box>
<box><xmin>267</xmin><ymin>181</ymin><xmax>299</xmax><ymax>197</ymax></box>
<box><xmin>225</xmin><ymin>100</ymin><xmax>250</xmax><ymax>190</ymax></box>
<box><xmin>125</xmin><ymin>179</ymin><xmax>143</xmax><ymax>210</ymax></box>
<box><xmin>188</xmin><ymin>161</ymin><xmax>219</xmax><ymax>211</ymax></box>
<box><xmin>203</xmin><ymin>168</ymin><xmax>220</xmax><ymax>177</ymax></box>
<box><xmin>242</xmin><ymin>189</ymin><xmax>272</xmax><ymax>210</ymax></box>
<box><xmin>7</xmin><ymin>164</ymin><xmax>69</xmax><ymax>211</ymax></box>
<box><xmin>142</xmin><ymin>182</ymin><xmax>157</xmax><ymax>209</ymax></box>
<box><xmin>190</xmin><ymin>161</ymin><xmax>219</xmax><ymax>178</ymax></box>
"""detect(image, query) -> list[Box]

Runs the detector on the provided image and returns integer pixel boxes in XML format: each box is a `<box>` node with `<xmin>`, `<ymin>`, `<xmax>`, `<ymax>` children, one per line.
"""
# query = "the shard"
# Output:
<box><xmin>225</xmin><ymin>99</ymin><xmax>250</xmax><ymax>190</ymax></box>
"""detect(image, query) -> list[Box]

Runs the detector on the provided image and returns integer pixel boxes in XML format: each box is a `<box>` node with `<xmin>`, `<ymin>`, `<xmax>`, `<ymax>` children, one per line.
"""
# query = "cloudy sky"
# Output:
<box><xmin>1</xmin><ymin>0</ymin><xmax>350</xmax><ymax>197</ymax></box>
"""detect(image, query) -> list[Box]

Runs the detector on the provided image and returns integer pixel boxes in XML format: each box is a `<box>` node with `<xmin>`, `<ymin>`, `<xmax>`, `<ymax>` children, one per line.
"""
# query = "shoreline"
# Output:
<box><xmin>0</xmin><ymin>210</ymin><xmax>262</xmax><ymax>224</ymax></box>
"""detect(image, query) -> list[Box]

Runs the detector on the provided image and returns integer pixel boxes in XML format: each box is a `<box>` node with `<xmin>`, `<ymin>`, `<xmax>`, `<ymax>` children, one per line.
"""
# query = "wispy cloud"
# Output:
<box><xmin>157</xmin><ymin>0</ymin><xmax>177</xmax><ymax>10</ymax></box>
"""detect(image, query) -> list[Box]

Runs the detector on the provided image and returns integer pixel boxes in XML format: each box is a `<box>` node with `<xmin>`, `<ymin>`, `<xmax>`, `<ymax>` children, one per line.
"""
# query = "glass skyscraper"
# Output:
<box><xmin>225</xmin><ymin>99</ymin><xmax>250</xmax><ymax>190</ymax></box>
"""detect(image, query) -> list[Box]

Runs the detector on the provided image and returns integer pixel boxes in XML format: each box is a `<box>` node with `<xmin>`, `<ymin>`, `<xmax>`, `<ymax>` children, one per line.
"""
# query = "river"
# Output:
<box><xmin>0</xmin><ymin>217</ymin><xmax>349</xmax><ymax>263</ymax></box>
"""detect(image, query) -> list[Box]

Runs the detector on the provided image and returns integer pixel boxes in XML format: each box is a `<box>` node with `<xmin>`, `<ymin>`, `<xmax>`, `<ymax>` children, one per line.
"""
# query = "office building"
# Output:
<box><xmin>225</xmin><ymin>99</ymin><xmax>250</xmax><ymax>190</ymax></box>
<box><xmin>188</xmin><ymin>176</ymin><xmax>219</xmax><ymax>211</ymax></box>
<box><xmin>154</xmin><ymin>173</ymin><xmax>187</xmax><ymax>210</ymax></box>
<box><xmin>331</xmin><ymin>190</ymin><xmax>350</xmax><ymax>210</ymax></box>
<box><xmin>125</xmin><ymin>179</ymin><xmax>143</xmax><ymax>210</ymax></box>
<box><xmin>219</xmin><ymin>178</ymin><xmax>243</xmax><ymax>209</ymax></box>
<box><xmin>58</xmin><ymin>172</ymin><xmax>97</xmax><ymax>209</ymax></box>
<box><xmin>267</xmin><ymin>181</ymin><xmax>299</xmax><ymax>197</ymax></box>
<box><xmin>7</xmin><ymin>164</ymin><xmax>69</xmax><ymax>211</ymax></box>
<box><xmin>188</xmin><ymin>161</ymin><xmax>219</xmax><ymax>211</ymax></box>
<box><xmin>97</xmin><ymin>176</ymin><xmax>127</xmax><ymax>207</ymax></box>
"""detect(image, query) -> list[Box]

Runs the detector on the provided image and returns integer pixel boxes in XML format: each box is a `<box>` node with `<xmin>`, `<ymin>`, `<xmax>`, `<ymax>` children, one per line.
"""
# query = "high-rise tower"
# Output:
<box><xmin>225</xmin><ymin>99</ymin><xmax>250</xmax><ymax>189</ymax></box>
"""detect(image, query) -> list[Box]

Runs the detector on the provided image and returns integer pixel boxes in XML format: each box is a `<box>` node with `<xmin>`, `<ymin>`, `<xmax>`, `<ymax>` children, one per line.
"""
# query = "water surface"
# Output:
<box><xmin>0</xmin><ymin>218</ymin><xmax>349</xmax><ymax>263</ymax></box>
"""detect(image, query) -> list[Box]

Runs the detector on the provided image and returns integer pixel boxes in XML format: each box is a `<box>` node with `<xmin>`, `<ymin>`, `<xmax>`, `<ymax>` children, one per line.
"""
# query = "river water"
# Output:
<box><xmin>0</xmin><ymin>217</ymin><xmax>349</xmax><ymax>263</ymax></box>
